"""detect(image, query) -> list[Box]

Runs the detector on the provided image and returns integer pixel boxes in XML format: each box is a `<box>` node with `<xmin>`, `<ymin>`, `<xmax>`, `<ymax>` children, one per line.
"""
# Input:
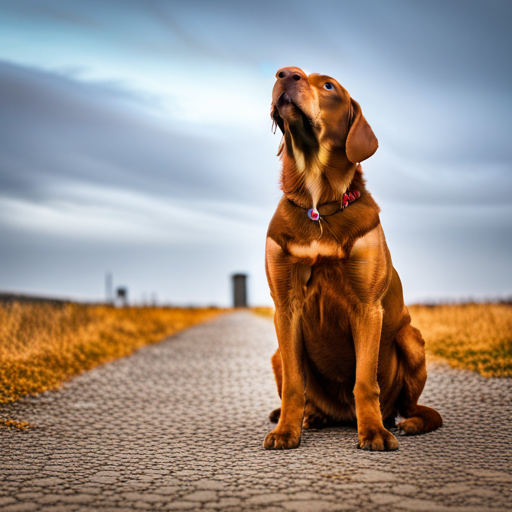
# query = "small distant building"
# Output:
<box><xmin>232</xmin><ymin>274</ymin><xmax>248</xmax><ymax>308</ymax></box>
<box><xmin>116</xmin><ymin>287</ymin><xmax>128</xmax><ymax>307</ymax></box>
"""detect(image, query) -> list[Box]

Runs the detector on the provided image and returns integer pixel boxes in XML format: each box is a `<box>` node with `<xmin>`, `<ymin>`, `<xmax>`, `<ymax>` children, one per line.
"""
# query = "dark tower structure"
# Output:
<box><xmin>232</xmin><ymin>274</ymin><xmax>248</xmax><ymax>308</ymax></box>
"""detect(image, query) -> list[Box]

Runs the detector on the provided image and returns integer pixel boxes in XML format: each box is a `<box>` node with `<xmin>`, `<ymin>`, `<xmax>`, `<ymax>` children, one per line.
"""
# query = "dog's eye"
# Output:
<box><xmin>324</xmin><ymin>83</ymin><xmax>334</xmax><ymax>90</ymax></box>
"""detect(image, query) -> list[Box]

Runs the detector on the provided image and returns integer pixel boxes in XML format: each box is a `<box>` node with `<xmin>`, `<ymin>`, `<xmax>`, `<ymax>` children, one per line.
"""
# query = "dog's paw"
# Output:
<box><xmin>397</xmin><ymin>406</ymin><xmax>443</xmax><ymax>435</ymax></box>
<box><xmin>357</xmin><ymin>427</ymin><xmax>398</xmax><ymax>451</ymax></box>
<box><xmin>264</xmin><ymin>428</ymin><xmax>301</xmax><ymax>450</ymax></box>
<box><xmin>397</xmin><ymin>417</ymin><xmax>423</xmax><ymax>435</ymax></box>
<box><xmin>269</xmin><ymin>408</ymin><xmax>281</xmax><ymax>423</ymax></box>
<box><xmin>303</xmin><ymin>410</ymin><xmax>329</xmax><ymax>429</ymax></box>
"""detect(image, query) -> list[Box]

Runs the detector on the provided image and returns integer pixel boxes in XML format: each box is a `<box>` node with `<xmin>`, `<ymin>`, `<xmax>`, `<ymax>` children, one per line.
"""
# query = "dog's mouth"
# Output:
<box><xmin>271</xmin><ymin>92</ymin><xmax>315</xmax><ymax>135</ymax></box>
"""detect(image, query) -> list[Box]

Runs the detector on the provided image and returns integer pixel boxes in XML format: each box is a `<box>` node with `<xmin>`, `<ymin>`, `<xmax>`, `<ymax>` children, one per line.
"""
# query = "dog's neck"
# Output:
<box><xmin>280</xmin><ymin>142</ymin><xmax>358</xmax><ymax>209</ymax></box>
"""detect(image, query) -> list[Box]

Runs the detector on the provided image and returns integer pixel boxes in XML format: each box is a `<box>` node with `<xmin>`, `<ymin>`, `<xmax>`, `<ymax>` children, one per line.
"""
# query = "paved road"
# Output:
<box><xmin>1</xmin><ymin>311</ymin><xmax>511</xmax><ymax>512</ymax></box>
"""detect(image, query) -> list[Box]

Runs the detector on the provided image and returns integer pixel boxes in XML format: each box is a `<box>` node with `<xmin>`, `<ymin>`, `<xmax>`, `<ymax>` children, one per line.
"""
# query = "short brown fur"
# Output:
<box><xmin>264</xmin><ymin>67</ymin><xmax>442</xmax><ymax>451</ymax></box>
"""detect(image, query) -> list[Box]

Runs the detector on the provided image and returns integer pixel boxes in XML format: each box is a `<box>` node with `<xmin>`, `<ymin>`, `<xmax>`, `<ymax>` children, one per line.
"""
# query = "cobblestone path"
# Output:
<box><xmin>1</xmin><ymin>311</ymin><xmax>511</xmax><ymax>511</ymax></box>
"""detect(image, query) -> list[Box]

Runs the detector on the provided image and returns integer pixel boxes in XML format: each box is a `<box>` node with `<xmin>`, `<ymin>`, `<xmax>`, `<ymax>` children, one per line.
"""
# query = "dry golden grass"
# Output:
<box><xmin>252</xmin><ymin>306</ymin><xmax>274</xmax><ymax>318</ymax></box>
<box><xmin>0</xmin><ymin>419</ymin><xmax>36</xmax><ymax>430</ymax></box>
<box><xmin>409</xmin><ymin>303</ymin><xmax>512</xmax><ymax>377</ymax></box>
<box><xmin>0</xmin><ymin>302</ymin><xmax>224</xmax><ymax>405</ymax></box>
<box><xmin>253</xmin><ymin>304</ymin><xmax>512</xmax><ymax>377</ymax></box>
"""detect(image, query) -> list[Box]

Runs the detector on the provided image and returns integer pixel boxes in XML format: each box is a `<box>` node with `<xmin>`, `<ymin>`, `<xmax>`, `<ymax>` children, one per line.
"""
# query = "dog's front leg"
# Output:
<box><xmin>264</xmin><ymin>304</ymin><xmax>305</xmax><ymax>449</ymax></box>
<box><xmin>264</xmin><ymin>237</ymin><xmax>308</xmax><ymax>449</ymax></box>
<box><xmin>352</xmin><ymin>306</ymin><xmax>399</xmax><ymax>451</ymax></box>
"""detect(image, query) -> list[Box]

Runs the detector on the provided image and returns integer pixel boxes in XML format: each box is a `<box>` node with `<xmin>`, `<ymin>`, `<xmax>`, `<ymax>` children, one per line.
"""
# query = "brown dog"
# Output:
<box><xmin>264</xmin><ymin>67</ymin><xmax>442</xmax><ymax>451</ymax></box>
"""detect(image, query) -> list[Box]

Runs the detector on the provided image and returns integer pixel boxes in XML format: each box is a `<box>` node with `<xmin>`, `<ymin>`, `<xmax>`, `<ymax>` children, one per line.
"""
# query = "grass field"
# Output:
<box><xmin>0</xmin><ymin>302</ymin><xmax>224</xmax><ymax>407</ymax></box>
<box><xmin>409</xmin><ymin>303</ymin><xmax>512</xmax><ymax>377</ymax></box>
<box><xmin>254</xmin><ymin>304</ymin><xmax>512</xmax><ymax>378</ymax></box>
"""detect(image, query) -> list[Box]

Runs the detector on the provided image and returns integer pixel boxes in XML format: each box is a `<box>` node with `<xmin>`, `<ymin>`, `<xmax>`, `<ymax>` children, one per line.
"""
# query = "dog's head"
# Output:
<box><xmin>271</xmin><ymin>67</ymin><xmax>378</xmax><ymax>164</ymax></box>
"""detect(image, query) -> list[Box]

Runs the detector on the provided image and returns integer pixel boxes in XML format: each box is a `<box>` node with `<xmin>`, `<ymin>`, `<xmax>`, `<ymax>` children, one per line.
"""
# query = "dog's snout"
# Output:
<box><xmin>276</xmin><ymin>67</ymin><xmax>306</xmax><ymax>82</ymax></box>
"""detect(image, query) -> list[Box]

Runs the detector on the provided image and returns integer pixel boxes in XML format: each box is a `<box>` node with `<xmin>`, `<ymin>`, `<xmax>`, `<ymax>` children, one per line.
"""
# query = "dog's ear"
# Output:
<box><xmin>346</xmin><ymin>98</ymin><xmax>378</xmax><ymax>163</ymax></box>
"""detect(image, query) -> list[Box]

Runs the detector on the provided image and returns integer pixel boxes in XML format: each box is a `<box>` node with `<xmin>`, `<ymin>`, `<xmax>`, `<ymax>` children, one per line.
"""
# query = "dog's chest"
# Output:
<box><xmin>302</xmin><ymin>284</ymin><xmax>357</xmax><ymax>383</ymax></box>
<box><xmin>287</xmin><ymin>239</ymin><xmax>345</xmax><ymax>262</ymax></box>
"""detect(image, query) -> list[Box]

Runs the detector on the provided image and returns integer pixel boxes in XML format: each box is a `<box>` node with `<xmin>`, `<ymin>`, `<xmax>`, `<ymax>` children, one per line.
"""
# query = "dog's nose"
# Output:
<box><xmin>276</xmin><ymin>67</ymin><xmax>305</xmax><ymax>82</ymax></box>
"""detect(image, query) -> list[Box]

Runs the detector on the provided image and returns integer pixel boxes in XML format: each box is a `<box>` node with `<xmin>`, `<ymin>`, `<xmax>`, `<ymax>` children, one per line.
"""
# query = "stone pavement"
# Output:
<box><xmin>1</xmin><ymin>311</ymin><xmax>511</xmax><ymax>512</ymax></box>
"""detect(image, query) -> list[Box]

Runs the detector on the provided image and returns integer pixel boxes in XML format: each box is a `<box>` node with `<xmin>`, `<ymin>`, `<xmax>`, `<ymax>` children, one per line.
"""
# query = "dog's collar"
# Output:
<box><xmin>288</xmin><ymin>191</ymin><xmax>361</xmax><ymax>221</ymax></box>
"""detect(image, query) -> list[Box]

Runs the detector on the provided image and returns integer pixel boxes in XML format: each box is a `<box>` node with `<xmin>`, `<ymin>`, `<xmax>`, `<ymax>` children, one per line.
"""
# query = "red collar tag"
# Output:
<box><xmin>308</xmin><ymin>208</ymin><xmax>320</xmax><ymax>221</ymax></box>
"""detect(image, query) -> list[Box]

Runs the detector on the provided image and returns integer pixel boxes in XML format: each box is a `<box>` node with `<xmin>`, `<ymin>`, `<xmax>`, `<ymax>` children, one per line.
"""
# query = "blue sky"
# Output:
<box><xmin>0</xmin><ymin>0</ymin><xmax>511</xmax><ymax>305</ymax></box>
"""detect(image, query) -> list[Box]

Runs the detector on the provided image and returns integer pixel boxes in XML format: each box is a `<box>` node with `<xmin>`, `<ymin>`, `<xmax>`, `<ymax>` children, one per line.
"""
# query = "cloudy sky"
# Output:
<box><xmin>0</xmin><ymin>0</ymin><xmax>511</xmax><ymax>306</ymax></box>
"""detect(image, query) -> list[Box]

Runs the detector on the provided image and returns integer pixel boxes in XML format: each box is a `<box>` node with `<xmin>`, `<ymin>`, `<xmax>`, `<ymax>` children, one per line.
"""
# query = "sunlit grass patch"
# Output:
<box><xmin>0</xmin><ymin>419</ymin><xmax>36</xmax><ymax>430</ymax></box>
<box><xmin>409</xmin><ymin>303</ymin><xmax>512</xmax><ymax>378</ymax></box>
<box><xmin>0</xmin><ymin>302</ymin><xmax>225</xmax><ymax>404</ymax></box>
<box><xmin>252</xmin><ymin>306</ymin><xmax>274</xmax><ymax>318</ymax></box>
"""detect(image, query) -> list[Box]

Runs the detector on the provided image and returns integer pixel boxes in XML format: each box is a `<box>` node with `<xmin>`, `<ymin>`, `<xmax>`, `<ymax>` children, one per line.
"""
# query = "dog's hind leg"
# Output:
<box><xmin>271</xmin><ymin>348</ymin><xmax>283</xmax><ymax>397</ymax></box>
<box><xmin>395</xmin><ymin>323</ymin><xmax>443</xmax><ymax>435</ymax></box>
<box><xmin>269</xmin><ymin>350</ymin><xmax>330</xmax><ymax>428</ymax></box>
<box><xmin>268</xmin><ymin>348</ymin><xmax>283</xmax><ymax>422</ymax></box>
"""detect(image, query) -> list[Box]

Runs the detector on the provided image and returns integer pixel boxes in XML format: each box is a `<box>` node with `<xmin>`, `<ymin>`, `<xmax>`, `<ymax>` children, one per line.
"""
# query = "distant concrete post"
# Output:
<box><xmin>105</xmin><ymin>272</ymin><xmax>113</xmax><ymax>304</ymax></box>
<box><xmin>232</xmin><ymin>274</ymin><xmax>248</xmax><ymax>308</ymax></box>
